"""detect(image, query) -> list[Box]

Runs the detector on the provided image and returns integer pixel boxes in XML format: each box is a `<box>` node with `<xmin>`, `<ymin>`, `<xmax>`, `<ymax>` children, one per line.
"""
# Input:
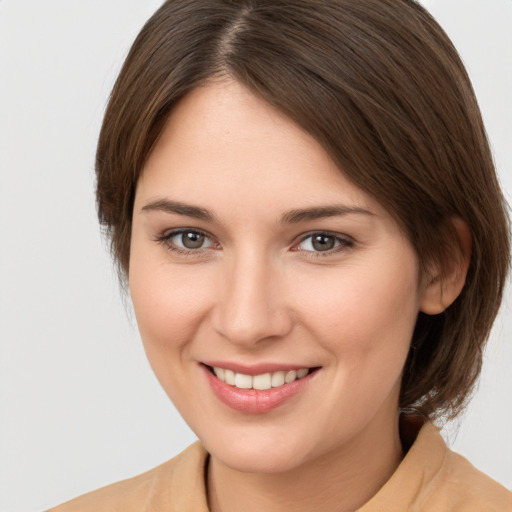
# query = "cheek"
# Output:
<box><xmin>288</xmin><ymin>256</ymin><xmax>420</xmax><ymax>436</ymax></box>
<box><xmin>128</xmin><ymin>243</ymin><xmax>214</xmax><ymax>362</ymax></box>
<box><xmin>131</xmin><ymin>273</ymin><xmax>197</xmax><ymax>347</ymax></box>
<box><xmin>128</xmin><ymin>259</ymin><xmax>217</xmax><ymax>414</ymax></box>
<box><xmin>292</xmin><ymin>255</ymin><xmax>420</xmax><ymax>366</ymax></box>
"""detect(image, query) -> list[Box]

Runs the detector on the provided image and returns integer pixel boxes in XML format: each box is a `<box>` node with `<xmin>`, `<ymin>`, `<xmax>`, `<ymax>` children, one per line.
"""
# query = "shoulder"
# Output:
<box><xmin>404</xmin><ymin>422</ymin><xmax>512</xmax><ymax>511</ymax></box>
<box><xmin>46</xmin><ymin>442</ymin><xmax>209</xmax><ymax>512</ymax></box>
<box><xmin>361</xmin><ymin>420</ymin><xmax>512</xmax><ymax>512</ymax></box>
<box><xmin>428</xmin><ymin>447</ymin><xmax>512</xmax><ymax>511</ymax></box>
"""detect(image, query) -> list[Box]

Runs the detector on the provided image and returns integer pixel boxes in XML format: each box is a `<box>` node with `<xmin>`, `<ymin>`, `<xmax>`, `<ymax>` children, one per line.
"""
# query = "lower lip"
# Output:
<box><xmin>202</xmin><ymin>365</ymin><xmax>317</xmax><ymax>414</ymax></box>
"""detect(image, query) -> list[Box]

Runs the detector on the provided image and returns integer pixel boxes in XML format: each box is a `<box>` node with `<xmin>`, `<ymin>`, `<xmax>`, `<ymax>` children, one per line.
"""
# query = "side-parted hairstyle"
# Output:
<box><xmin>96</xmin><ymin>0</ymin><xmax>510</xmax><ymax>419</ymax></box>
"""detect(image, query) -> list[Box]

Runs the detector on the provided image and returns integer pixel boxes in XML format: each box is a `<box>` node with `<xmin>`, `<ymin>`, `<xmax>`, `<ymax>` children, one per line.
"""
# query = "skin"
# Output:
<box><xmin>129</xmin><ymin>80</ymin><xmax>466</xmax><ymax>512</ymax></box>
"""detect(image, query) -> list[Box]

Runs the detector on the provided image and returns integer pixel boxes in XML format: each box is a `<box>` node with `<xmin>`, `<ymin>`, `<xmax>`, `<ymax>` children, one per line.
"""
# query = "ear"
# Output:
<box><xmin>420</xmin><ymin>218</ymin><xmax>472</xmax><ymax>315</ymax></box>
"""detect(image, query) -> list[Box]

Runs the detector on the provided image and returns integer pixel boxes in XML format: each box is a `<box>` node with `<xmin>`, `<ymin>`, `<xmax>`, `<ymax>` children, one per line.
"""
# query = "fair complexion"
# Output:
<box><xmin>129</xmin><ymin>80</ymin><xmax>462</xmax><ymax>512</ymax></box>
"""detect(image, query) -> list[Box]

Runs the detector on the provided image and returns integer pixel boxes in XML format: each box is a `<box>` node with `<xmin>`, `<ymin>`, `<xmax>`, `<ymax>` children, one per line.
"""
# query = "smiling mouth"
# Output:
<box><xmin>205</xmin><ymin>365</ymin><xmax>319</xmax><ymax>390</ymax></box>
<box><xmin>203</xmin><ymin>364</ymin><xmax>321</xmax><ymax>413</ymax></box>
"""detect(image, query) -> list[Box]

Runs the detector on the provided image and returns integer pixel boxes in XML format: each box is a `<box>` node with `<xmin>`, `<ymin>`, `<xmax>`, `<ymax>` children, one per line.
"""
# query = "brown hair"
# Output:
<box><xmin>96</xmin><ymin>0</ymin><xmax>510</xmax><ymax>420</ymax></box>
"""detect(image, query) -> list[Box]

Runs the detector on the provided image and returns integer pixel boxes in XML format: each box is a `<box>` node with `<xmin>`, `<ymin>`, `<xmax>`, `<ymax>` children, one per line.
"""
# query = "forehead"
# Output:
<box><xmin>136</xmin><ymin>79</ymin><xmax>384</xmax><ymax>219</ymax></box>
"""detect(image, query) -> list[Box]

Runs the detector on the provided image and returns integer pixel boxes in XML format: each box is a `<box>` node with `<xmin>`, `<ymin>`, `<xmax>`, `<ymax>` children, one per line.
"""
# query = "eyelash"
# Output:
<box><xmin>155</xmin><ymin>229</ymin><xmax>354</xmax><ymax>258</ymax></box>
<box><xmin>294</xmin><ymin>231</ymin><xmax>354</xmax><ymax>258</ymax></box>
<box><xmin>154</xmin><ymin>228</ymin><xmax>219</xmax><ymax>257</ymax></box>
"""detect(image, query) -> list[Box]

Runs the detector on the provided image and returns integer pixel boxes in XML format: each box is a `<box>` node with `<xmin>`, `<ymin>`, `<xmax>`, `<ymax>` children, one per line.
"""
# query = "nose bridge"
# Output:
<box><xmin>214</xmin><ymin>246</ymin><xmax>291</xmax><ymax>346</ymax></box>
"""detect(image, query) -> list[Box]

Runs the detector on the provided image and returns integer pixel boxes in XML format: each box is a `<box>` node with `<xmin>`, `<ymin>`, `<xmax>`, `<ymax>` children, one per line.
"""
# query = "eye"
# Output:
<box><xmin>158</xmin><ymin>229</ymin><xmax>217</xmax><ymax>253</ymax></box>
<box><xmin>172</xmin><ymin>230</ymin><xmax>210</xmax><ymax>249</ymax></box>
<box><xmin>296</xmin><ymin>232</ymin><xmax>353</xmax><ymax>253</ymax></box>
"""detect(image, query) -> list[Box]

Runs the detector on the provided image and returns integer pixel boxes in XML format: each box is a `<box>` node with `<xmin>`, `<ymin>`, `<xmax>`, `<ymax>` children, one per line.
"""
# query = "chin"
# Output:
<box><xmin>201</xmin><ymin>428</ymin><xmax>317</xmax><ymax>474</ymax></box>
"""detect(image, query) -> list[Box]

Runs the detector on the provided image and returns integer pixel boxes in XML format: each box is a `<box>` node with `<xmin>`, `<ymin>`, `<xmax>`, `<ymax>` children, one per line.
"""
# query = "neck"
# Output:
<box><xmin>207</xmin><ymin>414</ymin><xmax>403</xmax><ymax>512</ymax></box>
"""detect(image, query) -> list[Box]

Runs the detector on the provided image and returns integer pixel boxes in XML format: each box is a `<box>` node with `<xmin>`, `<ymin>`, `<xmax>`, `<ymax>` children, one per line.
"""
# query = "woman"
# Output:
<box><xmin>49</xmin><ymin>0</ymin><xmax>511</xmax><ymax>510</ymax></box>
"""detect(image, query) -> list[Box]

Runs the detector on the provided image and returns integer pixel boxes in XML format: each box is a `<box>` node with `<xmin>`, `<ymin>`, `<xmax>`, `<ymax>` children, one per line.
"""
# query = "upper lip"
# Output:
<box><xmin>202</xmin><ymin>361</ymin><xmax>318</xmax><ymax>376</ymax></box>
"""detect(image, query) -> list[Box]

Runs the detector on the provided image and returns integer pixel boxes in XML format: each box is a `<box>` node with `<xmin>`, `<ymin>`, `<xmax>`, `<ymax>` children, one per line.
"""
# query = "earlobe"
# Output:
<box><xmin>420</xmin><ymin>218</ymin><xmax>472</xmax><ymax>315</ymax></box>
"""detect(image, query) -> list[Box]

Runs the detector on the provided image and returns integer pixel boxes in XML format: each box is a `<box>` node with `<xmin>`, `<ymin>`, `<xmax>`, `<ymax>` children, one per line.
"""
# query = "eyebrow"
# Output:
<box><xmin>141</xmin><ymin>199</ymin><xmax>215</xmax><ymax>221</ymax></box>
<box><xmin>280</xmin><ymin>205</ymin><xmax>375</xmax><ymax>224</ymax></box>
<box><xmin>140</xmin><ymin>199</ymin><xmax>374</xmax><ymax>223</ymax></box>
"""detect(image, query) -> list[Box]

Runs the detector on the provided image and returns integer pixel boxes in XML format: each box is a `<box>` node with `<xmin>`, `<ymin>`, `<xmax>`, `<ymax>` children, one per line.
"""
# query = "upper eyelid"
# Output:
<box><xmin>156</xmin><ymin>227</ymin><xmax>218</xmax><ymax>249</ymax></box>
<box><xmin>295</xmin><ymin>230</ymin><xmax>353</xmax><ymax>244</ymax></box>
<box><xmin>157</xmin><ymin>228</ymin><xmax>353</xmax><ymax>250</ymax></box>
<box><xmin>156</xmin><ymin>228</ymin><xmax>219</xmax><ymax>256</ymax></box>
<box><xmin>162</xmin><ymin>227</ymin><xmax>215</xmax><ymax>240</ymax></box>
<box><xmin>160</xmin><ymin>228</ymin><xmax>351</xmax><ymax>240</ymax></box>
<box><xmin>292</xmin><ymin>232</ymin><xmax>355</xmax><ymax>259</ymax></box>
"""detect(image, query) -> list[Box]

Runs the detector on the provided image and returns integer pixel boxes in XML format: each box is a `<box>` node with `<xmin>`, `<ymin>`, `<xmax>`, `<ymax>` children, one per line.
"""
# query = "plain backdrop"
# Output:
<box><xmin>0</xmin><ymin>1</ymin><xmax>511</xmax><ymax>511</ymax></box>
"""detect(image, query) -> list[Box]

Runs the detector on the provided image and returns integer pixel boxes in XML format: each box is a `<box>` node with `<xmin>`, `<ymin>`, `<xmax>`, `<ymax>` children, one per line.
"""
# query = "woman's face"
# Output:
<box><xmin>130</xmin><ymin>80</ymin><xmax>427</xmax><ymax>473</ymax></box>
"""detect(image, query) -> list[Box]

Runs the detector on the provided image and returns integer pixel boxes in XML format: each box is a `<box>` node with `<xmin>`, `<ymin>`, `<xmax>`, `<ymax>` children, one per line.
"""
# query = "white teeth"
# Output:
<box><xmin>253</xmin><ymin>373</ymin><xmax>272</xmax><ymax>390</ymax></box>
<box><xmin>224</xmin><ymin>369</ymin><xmax>236</xmax><ymax>385</ymax></box>
<box><xmin>212</xmin><ymin>366</ymin><xmax>311</xmax><ymax>389</ymax></box>
<box><xmin>297</xmin><ymin>368</ymin><xmax>308</xmax><ymax>379</ymax></box>
<box><xmin>271</xmin><ymin>371</ymin><xmax>285</xmax><ymax>387</ymax></box>
<box><xmin>213</xmin><ymin>367</ymin><xmax>225</xmax><ymax>381</ymax></box>
<box><xmin>235</xmin><ymin>373</ymin><xmax>252</xmax><ymax>389</ymax></box>
<box><xmin>285</xmin><ymin>370</ymin><xmax>297</xmax><ymax>383</ymax></box>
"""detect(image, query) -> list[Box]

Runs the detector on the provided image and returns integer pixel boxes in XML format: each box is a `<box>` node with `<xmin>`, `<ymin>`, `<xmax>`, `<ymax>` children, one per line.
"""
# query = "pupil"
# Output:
<box><xmin>312</xmin><ymin>235</ymin><xmax>335</xmax><ymax>251</ymax></box>
<box><xmin>182</xmin><ymin>232</ymin><xmax>204</xmax><ymax>249</ymax></box>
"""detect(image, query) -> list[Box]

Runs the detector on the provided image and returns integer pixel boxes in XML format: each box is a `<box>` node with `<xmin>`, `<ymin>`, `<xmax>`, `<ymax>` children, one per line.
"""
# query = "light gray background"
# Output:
<box><xmin>0</xmin><ymin>1</ymin><xmax>511</xmax><ymax>511</ymax></box>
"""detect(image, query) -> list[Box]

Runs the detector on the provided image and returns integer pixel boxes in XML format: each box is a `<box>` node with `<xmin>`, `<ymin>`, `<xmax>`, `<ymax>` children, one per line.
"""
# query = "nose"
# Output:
<box><xmin>212</xmin><ymin>252</ymin><xmax>293</xmax><ymax>347</ymax></box>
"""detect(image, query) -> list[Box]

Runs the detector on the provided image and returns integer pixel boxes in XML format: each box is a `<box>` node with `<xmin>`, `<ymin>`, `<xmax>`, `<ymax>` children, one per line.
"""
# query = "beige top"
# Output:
<box><xmin>48</xmin><ymin>422</ymin><xmax>512</xmax><ymax>512</ymax></box>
